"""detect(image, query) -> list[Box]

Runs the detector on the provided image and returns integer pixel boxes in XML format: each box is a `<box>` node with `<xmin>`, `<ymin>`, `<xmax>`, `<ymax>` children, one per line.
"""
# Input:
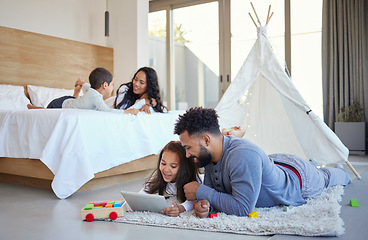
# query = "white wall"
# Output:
<box><xmin>0</xmin><ymin>0</ymin><xmax>107</xmax><ymax>46</ymax></box>
<box><xmin>107</xmin><ymin>0</ymin><xmax>149</xmax><ymax>87</ymax></box>
<box><xmin>0</xmin><ymin>0</ymin><xmax>149</xmax><ymax>91</ymax></box>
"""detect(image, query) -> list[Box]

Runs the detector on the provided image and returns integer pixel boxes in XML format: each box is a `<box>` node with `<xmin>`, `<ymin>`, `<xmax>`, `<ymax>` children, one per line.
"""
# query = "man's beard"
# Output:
<box><xmin>195</xmin><ymin>144</ymin><xmax>212</xmax><ymax>168</ymax></box>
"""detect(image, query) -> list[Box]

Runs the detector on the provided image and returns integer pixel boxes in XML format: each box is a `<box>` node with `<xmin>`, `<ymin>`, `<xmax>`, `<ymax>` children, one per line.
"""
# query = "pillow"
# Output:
<box><xmin>27</xmin><ymin>85</ymin><xmax>83</xmax><ymax>108</ymax></box>
<box><xmin>104</xmin><ymin>96</ymin><xmax>116</xmax><ymax>108</ymax></box>
<box><xmin>0</xmin><ymin>84</ymin><xmax>31</xmax><ymax>110</ymax></box>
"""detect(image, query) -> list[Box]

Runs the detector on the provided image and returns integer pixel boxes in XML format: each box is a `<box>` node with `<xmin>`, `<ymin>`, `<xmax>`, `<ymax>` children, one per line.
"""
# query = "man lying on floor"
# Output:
<box><xmin>174</xmin><ymin>107</ymin><xmax>351</xmax><ymax>218</ymax></box>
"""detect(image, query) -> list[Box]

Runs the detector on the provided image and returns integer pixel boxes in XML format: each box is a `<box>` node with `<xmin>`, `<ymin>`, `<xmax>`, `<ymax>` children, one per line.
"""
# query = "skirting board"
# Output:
<box><xmin>0</xmin><ymin>169</ymin><xmax>152</xmax><ymax>193</ymax></box>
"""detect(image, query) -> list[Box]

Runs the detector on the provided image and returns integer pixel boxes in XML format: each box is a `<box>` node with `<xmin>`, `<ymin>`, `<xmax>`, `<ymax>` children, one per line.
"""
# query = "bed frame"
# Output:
<box><xmin>0</xmin><ymin>26</ymin><xmax>156</xmax><ymax>195</ymax></box>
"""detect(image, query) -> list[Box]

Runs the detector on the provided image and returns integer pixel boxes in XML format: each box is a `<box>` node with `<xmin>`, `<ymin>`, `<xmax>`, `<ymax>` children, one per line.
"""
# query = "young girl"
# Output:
<box><xmin>113</xmin><ymin>67</ymin><xmax>166</xmax><ymax>113</ymax></box>
<box><xmin>141</xmin><ymin>141</ymin><xmax>202</xmax><ymax>217</ymax></box>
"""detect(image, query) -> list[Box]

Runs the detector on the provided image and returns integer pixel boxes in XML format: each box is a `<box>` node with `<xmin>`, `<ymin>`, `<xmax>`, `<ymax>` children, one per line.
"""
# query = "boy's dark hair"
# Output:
<box><xmin>144</xmin><ymin>141</ymin><xmax>200</xmax><ymax>202</ymax></box>
<box><xmin>174</xmin><ymin>107</ymin><xmax>221</xmax><ymax>136</ymax></box>
<box><xmin>89</xmin><ymin>67</ymin><xmax>113</xmax><ymax>89</ymax></box>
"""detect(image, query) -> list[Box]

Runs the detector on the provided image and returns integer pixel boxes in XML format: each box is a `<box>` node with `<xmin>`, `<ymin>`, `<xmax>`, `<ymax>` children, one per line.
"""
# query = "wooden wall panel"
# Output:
<box><xmin>0</xmin><ymin>26</ymin><xmax>113</xmax><ymax>90</ymax></box>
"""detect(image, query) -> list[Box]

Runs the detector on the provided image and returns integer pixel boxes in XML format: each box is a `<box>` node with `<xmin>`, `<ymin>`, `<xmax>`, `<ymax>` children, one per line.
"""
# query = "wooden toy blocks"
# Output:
<box><xmin>81</xmin><ymin>199</ymin><xmax>127</xmax><ymax>222</ymax></box>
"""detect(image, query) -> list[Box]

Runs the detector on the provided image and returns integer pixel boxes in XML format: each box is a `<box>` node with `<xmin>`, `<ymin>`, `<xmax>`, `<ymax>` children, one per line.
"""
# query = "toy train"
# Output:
<box><xmin>81</xmin><ymin>199</ymin><xmax>127</xmax><ymax>222</ymax></box>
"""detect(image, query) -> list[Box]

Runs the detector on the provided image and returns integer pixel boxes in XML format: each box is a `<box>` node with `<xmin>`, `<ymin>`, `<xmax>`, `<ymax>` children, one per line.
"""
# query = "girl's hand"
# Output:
<box><xmin>162</xmin><ymin>202</ymin><xmax>180</xmax><ymax>217</ymax></box>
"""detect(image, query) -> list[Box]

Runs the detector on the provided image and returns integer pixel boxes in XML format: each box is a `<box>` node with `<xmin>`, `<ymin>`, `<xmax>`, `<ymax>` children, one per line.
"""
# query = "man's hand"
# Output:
<box><xmin>195</xmin><ymin>199</ymin><xmax>210</xmax><ymax>218</ymax></box>
<box><xmin>183</xmin><ymin>181</ymin><xmax>200</xmax><ymax>201</ymax></box>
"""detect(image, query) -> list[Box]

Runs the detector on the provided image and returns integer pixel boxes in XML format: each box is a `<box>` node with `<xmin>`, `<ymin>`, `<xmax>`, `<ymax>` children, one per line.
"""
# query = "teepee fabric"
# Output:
<box><xmin>215</xmin><ymin>26</ymin><xmax>349</xmax><ymax>165</ymax></box>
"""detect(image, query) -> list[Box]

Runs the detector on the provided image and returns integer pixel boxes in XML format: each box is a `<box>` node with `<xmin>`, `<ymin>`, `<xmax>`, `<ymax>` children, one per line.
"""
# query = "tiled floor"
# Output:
<box><xmin>0</xmin><ymin>154</ymin><xmax>367</xmax><ymax>240</ymax></box>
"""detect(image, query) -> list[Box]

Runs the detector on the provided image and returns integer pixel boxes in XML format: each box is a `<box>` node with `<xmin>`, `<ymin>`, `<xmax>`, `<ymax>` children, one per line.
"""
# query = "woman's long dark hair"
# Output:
<box><xmin>114</xmin><ymin>67</ymin><xmax>166</xmax><ymax>112</ymax></box>
<box><xmin>144</xmin><ymin>141</ymin><xmax>200</xmax><ymax>203</ymax></box>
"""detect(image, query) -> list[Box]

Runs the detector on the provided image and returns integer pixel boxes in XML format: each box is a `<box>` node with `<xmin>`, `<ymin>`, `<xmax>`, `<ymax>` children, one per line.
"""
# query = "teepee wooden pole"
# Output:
<box><xmin>346</xmin><ymin>160</ymin><xmax>361</xmax><ymax>179</ymax></box>
<box><xmin>266</xmin><ymin>5</ymin><xmax>271</xmax><ymax>24</ymax></box>
<box><xmin>250</xmin><ymin>2</ymin><xmax>261</xmax><ymax>25</ymax></box>
<box><xmin>267</xmin><ymin>12</ymin><xmax>274</xmax><ymax>24</ymax></box>
<box><xmin>248</xmin><ymin>13</ymin><xmax>258</xmax><ymax>27</ymax></box>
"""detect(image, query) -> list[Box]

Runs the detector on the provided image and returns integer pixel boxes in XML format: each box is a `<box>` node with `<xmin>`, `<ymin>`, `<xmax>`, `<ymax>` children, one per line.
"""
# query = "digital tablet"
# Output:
<box><xmin>120</xmin><ymin>191</ymin><xmax>168</xmax><ymax>213</ymax></box>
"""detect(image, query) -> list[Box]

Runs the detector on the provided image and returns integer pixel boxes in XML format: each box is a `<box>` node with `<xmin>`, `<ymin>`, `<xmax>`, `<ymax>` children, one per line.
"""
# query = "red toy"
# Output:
<box><xmin>209</xmin><ymin>213</ymin><xmax>218</xmax><ymax>218</ymax></box>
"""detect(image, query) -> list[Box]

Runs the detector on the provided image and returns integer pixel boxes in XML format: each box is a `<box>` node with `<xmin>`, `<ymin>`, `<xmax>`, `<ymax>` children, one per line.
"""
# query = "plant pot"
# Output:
<box><xmin>335</xmin><ymin>122</ymin><xmax>366</xmax><ymax>155</ymax></box>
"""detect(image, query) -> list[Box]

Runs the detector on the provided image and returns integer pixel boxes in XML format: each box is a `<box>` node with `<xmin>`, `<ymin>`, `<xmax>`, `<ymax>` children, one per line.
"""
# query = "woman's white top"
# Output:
<box><xmin>105</xmin><ymin>85</ymin><xmax>153</xmax><ymax>111</ymax></box>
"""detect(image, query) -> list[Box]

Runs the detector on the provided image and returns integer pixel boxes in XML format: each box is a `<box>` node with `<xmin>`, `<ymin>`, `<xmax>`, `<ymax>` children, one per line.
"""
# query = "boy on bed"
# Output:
<box><xmin>175</xmin><ymin>107</ymin><xmax>352</xmax><ymax>218</ymax></box>
<box><xmin>27</xmin><ymin>67</ymin><xmax>139</xmax><ymax>114</ymax></box>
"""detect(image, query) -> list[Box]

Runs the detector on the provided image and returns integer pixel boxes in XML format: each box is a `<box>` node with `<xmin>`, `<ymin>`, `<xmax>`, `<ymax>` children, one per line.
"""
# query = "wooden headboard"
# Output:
<box><xmin>0</xmin><ymin>26</ymin><xmax>113</xmax><ymax>92</ymax></box>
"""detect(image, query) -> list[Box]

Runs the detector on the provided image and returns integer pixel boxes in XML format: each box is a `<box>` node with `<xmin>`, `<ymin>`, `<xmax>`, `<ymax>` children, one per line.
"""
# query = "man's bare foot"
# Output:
<box><xmin>27</xmin><ymin>104</ymin><xmax>44</xmax><ymax>109</ymax></box>
<box><xmin>222</xmin><ymin>126</ymin><xmax>246</xmax><ymax>138</ymax></box>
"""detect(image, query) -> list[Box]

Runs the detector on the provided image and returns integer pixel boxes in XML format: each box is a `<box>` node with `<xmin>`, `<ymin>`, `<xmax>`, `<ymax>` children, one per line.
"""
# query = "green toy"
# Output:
<box><xmin>349</xmin><ymin>199</ymin><xmax>359</xmax><ymax>207</ymax></box>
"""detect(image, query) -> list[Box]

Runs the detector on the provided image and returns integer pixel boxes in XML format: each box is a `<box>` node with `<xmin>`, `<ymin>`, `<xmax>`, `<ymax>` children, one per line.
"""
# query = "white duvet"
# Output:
<box><xmin>0</xmin><ymin>109</ymin><xmax>181</xmax><ymax>199</ymax></box>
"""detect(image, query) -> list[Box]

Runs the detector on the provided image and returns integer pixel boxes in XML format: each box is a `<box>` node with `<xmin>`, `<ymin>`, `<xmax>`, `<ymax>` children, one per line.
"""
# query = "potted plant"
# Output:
<box><xmin>335</xmin><ymin>99</ymin><xmax>366</xmax><ymax>155</ymax></box>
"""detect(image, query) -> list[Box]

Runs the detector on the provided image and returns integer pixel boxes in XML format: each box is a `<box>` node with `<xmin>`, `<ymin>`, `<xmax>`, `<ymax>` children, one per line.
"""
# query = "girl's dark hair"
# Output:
<box><xmin>143</xmin><ymin>141</ymin><xmax>200</xmax><ymax>203</ymax></box>
<box><xmin>114</xmin><ymin>67</ymin><xmax>166</xmax><ymax>112</ymax></box>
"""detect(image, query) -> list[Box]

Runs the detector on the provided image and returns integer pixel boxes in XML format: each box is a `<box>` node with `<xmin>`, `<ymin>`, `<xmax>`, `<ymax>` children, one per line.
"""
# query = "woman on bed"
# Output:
<box><xmin>108</xmin><ymin>67</ymin><xmax>166</xmax><ymax>113</ymax></box>
<box><xmin>140</xmin><ymin>141</ymin><xmax>203</xmax><ymax>217</ymax></box>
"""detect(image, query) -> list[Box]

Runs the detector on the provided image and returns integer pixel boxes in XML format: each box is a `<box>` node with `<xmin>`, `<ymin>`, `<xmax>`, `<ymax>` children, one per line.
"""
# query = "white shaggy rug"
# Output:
<box><xmin>106</xmin><ymin>186</ymin><xmax>345</xmax><ymax>237</ymax></box>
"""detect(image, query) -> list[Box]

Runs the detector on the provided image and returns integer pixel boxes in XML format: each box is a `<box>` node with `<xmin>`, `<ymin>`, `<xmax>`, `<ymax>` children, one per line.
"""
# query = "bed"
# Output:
<box><xmin>0</xmin><ymin>26</ymin><xmax>180</xmax><ymax>199</ymax></box>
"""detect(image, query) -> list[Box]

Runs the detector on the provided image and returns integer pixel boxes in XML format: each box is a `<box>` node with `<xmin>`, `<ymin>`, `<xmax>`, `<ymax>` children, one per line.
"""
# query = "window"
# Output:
<box><xmin>148</xmin><ymin>10</ymin><xmax>167</xmax><ymax>105</ymax></box>
<box><xmin>291</xmin><ymin>0</ymin><xmax>323</xmax><ymax>119</ymax></box>
<box><xmin>148</xmin><ymin>2</ymin><xmax>219</xmax><ymax>110</ymax></box>
<box><xmin>149</xmin><ymin>1</ymin><xmax>323</xmax><ymax>117</ymax></box>
<box><xmin>173</xmin><ymin>2</ymin><xmax>219</xmax><ymax>109</ymax></box>
<box><xmin>231</xmin><ymin>0</ymin><xmax>285</xmax><ymax>80</ymax></box>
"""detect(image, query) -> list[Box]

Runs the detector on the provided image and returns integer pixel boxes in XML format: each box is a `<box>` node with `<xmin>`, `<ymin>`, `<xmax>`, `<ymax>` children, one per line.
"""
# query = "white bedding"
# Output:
<box><xmin>0</xmin><ymin>109</ymin><xmax>181</xmax><ymax>199</ymax></box>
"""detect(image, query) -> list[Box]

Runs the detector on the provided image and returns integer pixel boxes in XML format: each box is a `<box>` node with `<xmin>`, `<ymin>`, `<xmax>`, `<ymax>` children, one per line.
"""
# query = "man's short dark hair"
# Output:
<box><xmin>89</xmin><ymin>67</ymin><xmax>113</xmax><ymax>89</ymax></box>
<box><xmin>174</xmin><ymin>107</ymin><xmax>221</xmax><ymax>136</ymax></box>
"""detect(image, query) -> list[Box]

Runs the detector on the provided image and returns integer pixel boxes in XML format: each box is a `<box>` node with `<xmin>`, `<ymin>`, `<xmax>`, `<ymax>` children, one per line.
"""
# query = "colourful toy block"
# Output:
<box><xmin>94</xmin><ymin>201</ymin><xmax>109</xmax><ymax>207</ymax></box>
<box><xmin>106</xmin><ymin>204</ymin><xmax>114</xmax><ymax>208</ymax></box>
<box><xmin>209</xmin><ymin>213</ymin><xmax>218</xmax><ymax>218</ymax></box>
<box><xmin>84</xmin><ymin>204</ymin><xmax>94</xmax><ymax>210</ymax></box>
<box><xmin>113</xmin><ymin>201</ymin><xmax>124</xmax><ymax>207</ymax></box>
<box><xmin>349</xmin><ymin>199</ymin><xmax>359</xmax><ymax>207</ymax></box>
<box><xmin>248</xmin><ymin>211</ymin><xmax>259</xmax><ymax>218</ymax></box>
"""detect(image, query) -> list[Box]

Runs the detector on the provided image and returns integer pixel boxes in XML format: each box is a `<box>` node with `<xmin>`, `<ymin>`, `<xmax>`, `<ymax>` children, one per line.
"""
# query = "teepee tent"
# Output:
<box><xmin>215</xmin><ymin>4</ymin><xmax>360</xmax><ymax>178</ymax></box>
